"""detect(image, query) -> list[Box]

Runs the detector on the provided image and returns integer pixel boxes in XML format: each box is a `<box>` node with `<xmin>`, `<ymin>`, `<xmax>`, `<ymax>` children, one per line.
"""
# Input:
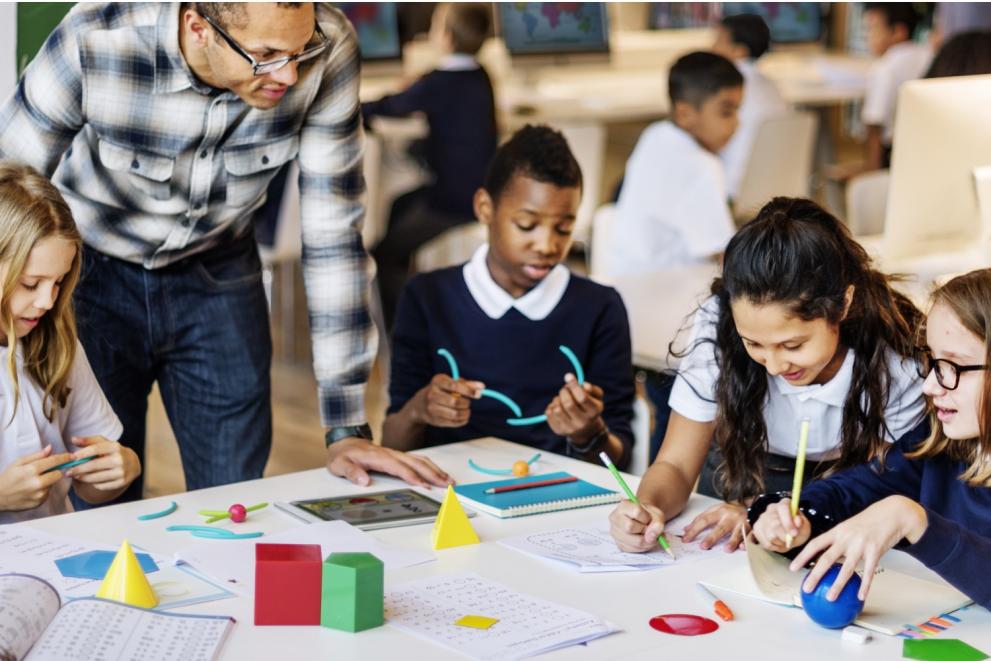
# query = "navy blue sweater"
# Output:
<box><xmin>361</xmin><ymin>67</ymin><xmax>497</xmax><ymax>217</ymax></box>
<box><xmin>755</xmin><ymin>431</ymin><xmax>991</xmax><ymax>609</ymax></box>
<box><xmin>388</xmin><ymin>266</ymin><xmax>635</xmax><ymax>467</ymax></box>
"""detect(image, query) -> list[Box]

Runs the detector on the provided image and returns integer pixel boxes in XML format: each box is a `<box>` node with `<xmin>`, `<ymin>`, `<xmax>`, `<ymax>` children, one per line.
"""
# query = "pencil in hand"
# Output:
<box><xmin>599</xmin><ymin>452</ymin><xmax>676</xmax><ymax>560</ymax></box>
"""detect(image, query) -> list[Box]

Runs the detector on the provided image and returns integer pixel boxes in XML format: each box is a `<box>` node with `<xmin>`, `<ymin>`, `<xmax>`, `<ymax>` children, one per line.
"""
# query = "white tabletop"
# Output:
<box><xmin>17</xmin><ymin>438</ymin><xmax>990</xmax><ymax>660</ymax></box>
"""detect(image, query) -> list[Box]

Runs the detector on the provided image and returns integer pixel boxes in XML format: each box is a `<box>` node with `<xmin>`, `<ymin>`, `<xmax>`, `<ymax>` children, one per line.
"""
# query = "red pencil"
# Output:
<box><xmin>485</xmin><ymin>476</ymin><xmax>578</xmax><ymax>494</ymax></box>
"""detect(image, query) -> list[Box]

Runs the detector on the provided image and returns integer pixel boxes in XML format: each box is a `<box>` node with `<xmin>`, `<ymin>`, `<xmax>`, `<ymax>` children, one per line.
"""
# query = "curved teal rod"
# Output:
<box><xmin>437</xmin><ymin>348</ymin><xmax>460</xmax><ymax>380</ymax></box>
<box><xmin>480</xmin><ymin>389</ymin><xmax>523</xmax><ymax>417</ymax></box>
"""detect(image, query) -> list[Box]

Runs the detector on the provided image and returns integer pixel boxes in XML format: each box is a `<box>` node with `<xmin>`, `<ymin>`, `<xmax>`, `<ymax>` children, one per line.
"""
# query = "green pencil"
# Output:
<box><xmin>599</xmin><ymin>452</ymin><xmax>676</xmax><ymax>560</ymax></box>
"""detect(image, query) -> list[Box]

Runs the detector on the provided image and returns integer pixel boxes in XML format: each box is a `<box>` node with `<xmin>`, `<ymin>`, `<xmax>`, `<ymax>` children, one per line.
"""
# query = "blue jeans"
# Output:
<box><xmin>73</xmin><ymin>232</ymin><xmax>272</xmax><ymax>505</ymax></box>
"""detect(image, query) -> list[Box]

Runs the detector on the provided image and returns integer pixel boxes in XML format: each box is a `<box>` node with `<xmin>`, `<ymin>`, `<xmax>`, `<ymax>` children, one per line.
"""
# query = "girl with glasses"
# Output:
<box><xmin>750</xmin><ymin>268</ymin><xmax>991</xmax><ymax>609</ymax></box>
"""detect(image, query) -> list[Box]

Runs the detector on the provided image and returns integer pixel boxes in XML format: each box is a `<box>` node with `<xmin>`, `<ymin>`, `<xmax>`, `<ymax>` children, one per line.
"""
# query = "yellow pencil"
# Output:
<box><xmin>785</xmin><ymin>418</ymin><xmax>810</xmax><ymax>548</ymax></box>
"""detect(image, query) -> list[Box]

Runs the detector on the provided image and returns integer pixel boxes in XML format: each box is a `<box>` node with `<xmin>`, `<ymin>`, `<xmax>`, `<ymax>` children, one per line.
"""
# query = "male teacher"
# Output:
<box><xmin>0</xmin><ymin>2</ymin><xmax>450</xmax><ymax>502</ymax></box>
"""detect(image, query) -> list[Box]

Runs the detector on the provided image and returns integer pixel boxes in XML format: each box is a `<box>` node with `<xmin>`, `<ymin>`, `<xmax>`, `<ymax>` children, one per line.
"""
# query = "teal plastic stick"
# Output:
<box><xmin>480</xmin><ymin>389</ymin><xmax>522</xmax><ymax>417</ymax></box>
<box><xmin>437</xmin><ymin>348</ymin><xmax>460</xmax><ymax>380</ymax></box>
<box><xmin>43</xmin><ymin>456</ymin><xmax>96</xmax><ymax>474</ymax></box>
<box><xmin>506</xmin><ymin>414</ymin><xmax>548</xmax><ymax>426</ymax></box>
<box><xmin>558</xmin><ymin>345</ymin><xmax>585</xmax><ymax>384</ymax></box>
<box><xmin>137</xmin><ymin>501</ymin><xmax>178</xmax><ymax>521</ymax></box>
<box><xmin>166</xmin><ymin>525</ymin><xmax>264</xmax><ymax>540</ymax></box>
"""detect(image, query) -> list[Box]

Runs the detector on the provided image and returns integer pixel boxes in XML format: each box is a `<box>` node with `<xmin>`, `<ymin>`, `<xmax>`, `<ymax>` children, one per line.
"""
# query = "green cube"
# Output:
<box><xmin>321</xmin><ymin>552</ymin><xmax>384</xmax><ymax>632</ymax></box>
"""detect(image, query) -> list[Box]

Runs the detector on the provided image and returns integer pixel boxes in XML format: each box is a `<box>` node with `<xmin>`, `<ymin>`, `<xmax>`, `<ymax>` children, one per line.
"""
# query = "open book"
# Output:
<box><xmin>699</xmin><ymin>536</ymin><xmax>972</xmax><ymax>636</ymax></box>
<box><xmin>0</xmin><ymin>573</ymin><xmax>234</xmax><ymax>661</ymax></box>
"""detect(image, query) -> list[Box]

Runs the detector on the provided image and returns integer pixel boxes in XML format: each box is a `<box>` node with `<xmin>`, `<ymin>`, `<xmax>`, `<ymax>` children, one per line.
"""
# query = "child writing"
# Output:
<box><xmin>751</xmin><ymin>269</ymin><xmax>991</xmax><ymax>609</ymax></box>
<box><xmin>609</xmin><ymin>197</ymin><xmax>927</xmax><ymax>552</ymax></box>
<box><xmin>604</xmin><ymin>51</ymin><xmax>742</xmax><ymax>278</ymax></box>
<box><xmin>382</xmin><ymin>125</ymin><xmax>635</xmax><ymax>468</ymax></box>
<box><xmin>363</xmin><ymin>3</ymin><xmax>498</xmax><ymax>331</ymax></box>
<box><xmin>0</xmin><ymin>162</ymin><xmax>140</xmax><ymax>523</ymax></box>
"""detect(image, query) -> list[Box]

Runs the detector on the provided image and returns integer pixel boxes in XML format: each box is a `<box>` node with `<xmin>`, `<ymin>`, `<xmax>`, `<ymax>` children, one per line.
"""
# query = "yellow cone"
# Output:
<box><xmin>431</xmin><ymin>485</ymin><xmax>479</xmax><ymax>550</ymax></box>
<box><xmin>95</xmin><ymin>540</ymin><xmax>158</xmax><ymax>608</ymax></box>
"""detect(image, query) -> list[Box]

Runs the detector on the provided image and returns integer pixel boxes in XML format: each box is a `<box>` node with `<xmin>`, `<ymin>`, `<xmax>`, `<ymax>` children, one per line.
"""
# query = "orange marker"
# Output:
<box><xmin>697</xmin><ymin>584</ymin><xmax>734</xmax><ymax>621</ymax></box>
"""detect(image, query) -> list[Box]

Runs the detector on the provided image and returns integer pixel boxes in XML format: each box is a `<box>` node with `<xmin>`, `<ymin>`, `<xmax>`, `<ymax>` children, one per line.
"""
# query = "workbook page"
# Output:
<box><xmin>0</xmin><ymin>574</ymin><xmax>60</xmax><ymax>661</ymax></box>
<box><xmin>25</xmin><ymin>599</ymin><xmax>233</xmax><ymax>661</ymax></box>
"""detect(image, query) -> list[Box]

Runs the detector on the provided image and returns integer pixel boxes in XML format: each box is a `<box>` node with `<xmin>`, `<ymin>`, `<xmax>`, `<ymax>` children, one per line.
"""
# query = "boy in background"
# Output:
<box><xmin>605</xmin><ymin>51</ymin><xmax>742</xmax><ymax>277</ymax></box>
<box><xmin>832</xmin><ymin>3</ymin><xmax>931</xmax><ymax>179</ymax></box>
<box><xmin>363</xmin><ymin>3</ymin><xmax>497</xmax><ymax>332</ymax></box>
<box><xmin>712</xmin><ymin>14</ymin><xmax>790</xmax><ymax>200</ymax></box>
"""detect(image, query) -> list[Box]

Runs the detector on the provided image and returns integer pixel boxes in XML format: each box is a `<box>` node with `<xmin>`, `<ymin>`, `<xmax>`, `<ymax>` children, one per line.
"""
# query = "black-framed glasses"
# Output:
<box><xmin>917</xmin><ymin>351</ymin><xmax>989</xmax><ymax>390</ymax></box>
<box><xmin>200</xmin><ymin>13</ymin><xmax>329</xmax><ymax>76</ymax></box>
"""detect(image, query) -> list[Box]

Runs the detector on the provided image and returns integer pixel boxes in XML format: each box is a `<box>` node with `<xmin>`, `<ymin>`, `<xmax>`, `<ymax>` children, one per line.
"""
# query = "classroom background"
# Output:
<box><xmin>3</xmin><ymin>1</ymin><xmax>988</xmax><ymax>496</ymax></box>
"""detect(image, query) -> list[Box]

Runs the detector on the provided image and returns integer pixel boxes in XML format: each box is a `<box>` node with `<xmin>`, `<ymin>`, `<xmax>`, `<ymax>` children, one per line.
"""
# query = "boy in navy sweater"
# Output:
<box><xmin>383</xmin><ymin>125</ymin><xmax>635</xmax><ymax>469</ymax></box>
<box><xmin>363</xmin><ymin>3</ymin><xmax>498</xmax><ymax>331</ymax></box>
<box><xmin>750</xmin><ymin>269</ymin><xmax>991</xmax><ymax>609</ymax></box>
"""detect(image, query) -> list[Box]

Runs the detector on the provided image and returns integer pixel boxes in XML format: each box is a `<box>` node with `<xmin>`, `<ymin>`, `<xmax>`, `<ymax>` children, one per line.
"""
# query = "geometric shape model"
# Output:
<box><xmin>321</xmin><ymin>552</ymin><xmax>384</xmax><ymax>632</ymax></box>
<box><xmin>94</xmin><ymin>539</ymin><xmax>159</xmax><ymax>608</ymax></box>
<box><xmin>254</xmin><ymin>543</ymin><xmax>322</xmax><ymax>625</ymax></box>
<box><xmin>903</xmin><ymin>639</ymin><xmax>989</xmax><ymax>661</ymax></box>
<box><xmin>455</xmin><ymin>615</ymin><xmax>499</xmax><ymax>629</ymax></box>
<box><xmin>431</xmin><ymin>485</ymin><xmax>479</xmax><ymax>550</ymax></box>
<box><xmin>56</xmin><ymin>549</ymin><xmax>159</xmax><ymax>580</ymax></box>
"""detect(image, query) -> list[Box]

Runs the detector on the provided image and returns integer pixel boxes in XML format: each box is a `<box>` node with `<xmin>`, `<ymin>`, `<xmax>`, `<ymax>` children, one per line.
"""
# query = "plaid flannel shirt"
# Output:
<box><xmin>0</xmin><ymin>2</ymin><xmax>376</xmax><ymax>429</ymax></box>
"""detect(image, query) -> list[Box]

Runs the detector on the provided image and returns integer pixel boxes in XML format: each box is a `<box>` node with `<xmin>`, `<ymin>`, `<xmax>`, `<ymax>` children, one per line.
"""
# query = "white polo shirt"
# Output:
<box><xmin>862</xmin><ymin>41</ymin><xmax>933</xmax><ymax>145</ymax></box>
<box><xmin>462</xmin><ymin>244</ymin><xmax>571</xmax><ymax>321</ymax></box>
<box><xmin>0</xmin><ymin>340</ymin><xmax>123</xmax><ymax>524</ymax></box>
<box><xmin>669</xmin><ymin>297</ymin><xmax>926</xmax><ymax>460</ymax></box>
<box><xmin>606</xmin><ymin>121</ymin><xmax>736</xmax><ymax>277</ymax></box>
<box><xmin>720</xmin><ymin>59</ymin><xmax>791</xmax><ymax>199</ymax></box>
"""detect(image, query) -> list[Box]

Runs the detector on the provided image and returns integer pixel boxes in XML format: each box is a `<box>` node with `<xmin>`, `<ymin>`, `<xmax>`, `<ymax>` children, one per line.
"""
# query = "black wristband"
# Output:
<box><xmin>568</xmin><ymin>426</ymin><xmax>609</xmax><ymax>454</ymax></box>
<box><xmin>324</xmin><ymin>423</ymin><xmax>373</xmax><ymax>447</ymax></box>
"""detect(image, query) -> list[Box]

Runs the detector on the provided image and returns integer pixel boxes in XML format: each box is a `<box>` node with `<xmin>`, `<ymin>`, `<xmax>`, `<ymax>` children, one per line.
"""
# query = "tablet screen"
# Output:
<box><xmin>289</xmin><ymin>489</ymin><xmax>444</xmax><ymax>528</ymax></box>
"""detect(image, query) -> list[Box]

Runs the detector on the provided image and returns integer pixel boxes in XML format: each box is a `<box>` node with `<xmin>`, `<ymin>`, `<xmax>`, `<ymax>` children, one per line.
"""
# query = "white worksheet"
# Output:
<box><xmin>500</xmin><ymin>524</ymin><xmax>713</xmax><ymax>572</ymax></box>
<box><xmin>25</xmin><ymin>599</ymin><xmax>233</xmax><ymax>661</ymax></box>
<box><xmin>385</xmin><ymin>572</ymin><xmax>619</xmax><ymax>660</ymax></box>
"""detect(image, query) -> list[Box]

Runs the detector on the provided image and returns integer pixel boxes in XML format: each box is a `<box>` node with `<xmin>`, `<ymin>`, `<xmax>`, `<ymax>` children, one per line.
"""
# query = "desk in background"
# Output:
<box><xmin>17</xmin><ymin>438</ymin><xmax>988</xmax><ymax>660</ymax></box>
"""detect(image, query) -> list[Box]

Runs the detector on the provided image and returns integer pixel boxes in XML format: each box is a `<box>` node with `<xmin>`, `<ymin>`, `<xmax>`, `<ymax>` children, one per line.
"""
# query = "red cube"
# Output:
<box><xmin>254</xmin><ymin>543</ymin><xmax>322</xmax><ymax>625</ymax></box>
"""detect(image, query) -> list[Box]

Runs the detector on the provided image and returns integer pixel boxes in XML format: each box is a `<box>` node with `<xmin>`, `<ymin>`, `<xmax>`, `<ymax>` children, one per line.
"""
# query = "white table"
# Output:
<box><xmin>19</xmin><ymin>438</ymin><xmax>990</xmax><ymax>660</ymax></box>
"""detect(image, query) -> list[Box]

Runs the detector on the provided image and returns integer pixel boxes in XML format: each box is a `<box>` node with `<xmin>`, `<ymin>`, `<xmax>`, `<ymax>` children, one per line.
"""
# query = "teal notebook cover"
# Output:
<box><xmin>454</xmin><ymin>472</ymin><xmax>620</xmax><ymax>518</ymax></box>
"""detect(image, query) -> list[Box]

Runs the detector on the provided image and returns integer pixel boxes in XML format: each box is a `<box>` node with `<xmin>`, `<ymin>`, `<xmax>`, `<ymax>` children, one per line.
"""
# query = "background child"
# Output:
<box><xmin>604</xmin><ymin>51</ymin><xmax>742</xmax><ymax>278</ymax></box>
<box><xmin>609</xmin><ymin>197</ymin><xmax>927</xmax><ymax>553</ymax></box>
<box><xmin>751</xmin><ymin>269</ymin><xmax>991</xmax><ymax>609</ymax></box>
<box><xmin>0</xmin><ymin>163</ymin><xmax>140</xmax><ymax>523</ymax></box>
<box><xmin>832</xmin><ymin>3</ymin><xmax>931</xmax><ymax>179</ymax></box>
<box><xmin>711</xmin><ymin>13</ymin><xmax>790</xmax><ymax>200</ymax></box>
<box><xmin>383</xmin><ymin>125</ymin><xmax>635</xmax><ymax>468</ymax></box>
<box><xmin>363</xmin><ymin>3</ymin><xmax>498</xmax><ymax>332</ymax></box>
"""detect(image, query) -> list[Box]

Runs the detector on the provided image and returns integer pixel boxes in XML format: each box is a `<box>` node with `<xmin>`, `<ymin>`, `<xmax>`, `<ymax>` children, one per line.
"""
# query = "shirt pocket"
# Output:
<box><xmin>222</xmin><ymin>136</ymin><xmax>299</xmax><ymax>208</ymax></box>
<box><xmin>97</xmin><ymin>139</ymin><xmax>175</xmax><ymax>201</ymax></box>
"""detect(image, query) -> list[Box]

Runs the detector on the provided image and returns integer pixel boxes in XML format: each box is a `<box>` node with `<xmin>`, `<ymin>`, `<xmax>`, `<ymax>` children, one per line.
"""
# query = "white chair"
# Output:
<box><xmin>411</xmin><ymin>222</ymin><xmax>488</xmax><ymax>273</ymax></box>
<box><xmin>732</xmin><ymin>111</ymin><xmax>819</xmax><ymax>223</ymax></box>
<box><xmin>587</xmin><ymin>202</ymin><xmax>616</xmax><ymax>282</ymax></box>
<box><xmin>846</xmin><ymin>169</ymin><xmax>890</xmax><ymax>237</ymax></box>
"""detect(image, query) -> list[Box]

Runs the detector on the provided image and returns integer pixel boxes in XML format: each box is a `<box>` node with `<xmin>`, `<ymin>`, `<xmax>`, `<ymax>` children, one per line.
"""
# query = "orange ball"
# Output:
<box><xmin>512</xmin><ymin>460</ymin><xmax>530</xmax><ymax>477</ymax></box>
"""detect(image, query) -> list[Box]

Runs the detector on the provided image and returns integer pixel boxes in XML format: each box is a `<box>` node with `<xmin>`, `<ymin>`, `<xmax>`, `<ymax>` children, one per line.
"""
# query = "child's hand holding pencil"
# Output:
<box><xmin>752</xmin><ymin>498</ymin><xmax>812</xmax><ymax>552</ymax></box>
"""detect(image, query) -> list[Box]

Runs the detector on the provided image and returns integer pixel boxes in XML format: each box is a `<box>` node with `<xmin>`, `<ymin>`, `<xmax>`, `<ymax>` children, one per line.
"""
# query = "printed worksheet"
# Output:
<box><xmin>0</xmin><ymin>575</ymin><xmax>61</xmax><ymax>661</ymax></box>
<box><xmin>499</xmin><ymin>524</ymin><xmax>713</xmax><ymax>572</ymax></box>
<box><xmin>385</xmin><ymin>573</ymin><xmax>619</xmax><ymax>660</ymax></box>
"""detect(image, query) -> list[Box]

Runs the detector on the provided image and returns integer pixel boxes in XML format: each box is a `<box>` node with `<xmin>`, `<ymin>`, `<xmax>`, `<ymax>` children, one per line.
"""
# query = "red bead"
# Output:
<box><xmin>229</xmin><ymin>503</ymin><xmax>247</xmax><ymax>523</ymax></box>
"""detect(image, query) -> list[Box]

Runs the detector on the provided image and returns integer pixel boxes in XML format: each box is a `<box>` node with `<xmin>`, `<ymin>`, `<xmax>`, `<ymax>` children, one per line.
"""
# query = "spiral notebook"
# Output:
<box><xmin>454</xmin><ymin>472</ymin><xmax>620</xmax><ymax>518</ymax></box>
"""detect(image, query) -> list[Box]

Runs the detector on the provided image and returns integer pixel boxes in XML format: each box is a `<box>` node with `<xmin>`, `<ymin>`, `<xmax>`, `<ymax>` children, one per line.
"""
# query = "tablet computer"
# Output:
<box><xmin>274</xmin><ymin>489</ymin><xmax>473</xmax><ymax>531</ymax></box>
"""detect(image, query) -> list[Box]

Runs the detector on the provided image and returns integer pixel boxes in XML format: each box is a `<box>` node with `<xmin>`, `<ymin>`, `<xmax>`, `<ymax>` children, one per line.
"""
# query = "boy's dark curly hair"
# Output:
<box><xmin>482</xmin><ymin>124</ymin><xmax>582</xmax><ymax>202</ymax></box>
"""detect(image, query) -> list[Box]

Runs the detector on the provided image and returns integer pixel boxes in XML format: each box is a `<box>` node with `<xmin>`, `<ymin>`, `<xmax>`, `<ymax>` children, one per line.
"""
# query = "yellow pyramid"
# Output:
<box><xmin>431</xmin><ymin>485</ymin><xmax>479</xmax><ymax>550</ymax></box>
<box><xmin>95</xmin><ymin>540</ymin><xmax>158</xmax><ymax>608</ymax></box>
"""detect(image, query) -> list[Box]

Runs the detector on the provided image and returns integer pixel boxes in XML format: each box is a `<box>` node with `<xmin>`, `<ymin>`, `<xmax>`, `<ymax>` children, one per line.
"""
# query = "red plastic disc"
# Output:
<box><xmin>349</xmin><ymin>497</ymin><xmax>375</xmax><ymax>504</ymax></box>
<box><xmin>649</xmin><ymin>614</ymin><xmax>719</xmax><ymax>636</ymax></box>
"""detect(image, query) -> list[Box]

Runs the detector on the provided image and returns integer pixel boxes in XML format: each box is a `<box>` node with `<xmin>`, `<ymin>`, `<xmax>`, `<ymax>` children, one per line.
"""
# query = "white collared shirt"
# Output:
<box><xmin>607</xmin><ymin>121</ymin><xmax>735</xmax><ymax>277</ymax></box>
<box><xmin>0</xmin><ymin>341</ymin><xmax>123</xmax><ymax>524</ymax></box>
<box><xmin>462</xmin><ymin>244</ymin><xmax>571</xmax><ymax>320</ymax></box>
<box><xmin>669</xmin><ymin>297</ymin><xmax>926</xmax><ymax>460</ymax></box>
<box><xmin>437</xmin><ymin>53</ymin><xmax>481</xmax><ymax>72</ymax></box>
<box><xmin>862</xmin><ymin>41</ymin><xmax>933</xmax><ymax>144</ymax></box>
<box><xmin>720</xmin><ymin>59</ymin><xmax>791</xmax><ymax>199</ymax></box>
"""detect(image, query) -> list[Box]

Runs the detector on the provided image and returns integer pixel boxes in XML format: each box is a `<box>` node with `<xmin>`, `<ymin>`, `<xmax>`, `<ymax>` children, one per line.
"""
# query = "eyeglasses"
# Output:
<box><xmin>917</xmin><ymin>351</ymin><xmax>989</xmax><ymax>390</ymax></box>
<box><xmin>200</xmin><ymin>13</ymin><xmax>329</xmax><ymax>76</ymax></box>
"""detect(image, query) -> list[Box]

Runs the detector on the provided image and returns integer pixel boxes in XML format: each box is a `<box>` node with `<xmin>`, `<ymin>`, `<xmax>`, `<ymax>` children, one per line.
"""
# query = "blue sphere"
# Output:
<box><xmin>800</xmin><ymin>564</ymin><xmax>865</xmax><ymax>629</ymax></box>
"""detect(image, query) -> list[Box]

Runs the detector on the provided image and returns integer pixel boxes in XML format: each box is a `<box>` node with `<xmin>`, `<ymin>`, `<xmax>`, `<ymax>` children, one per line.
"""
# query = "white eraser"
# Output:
<box><xmin>841</xmin><ymin>625</ymin><xmax>872</xmax><ymax>644</ymax></box>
